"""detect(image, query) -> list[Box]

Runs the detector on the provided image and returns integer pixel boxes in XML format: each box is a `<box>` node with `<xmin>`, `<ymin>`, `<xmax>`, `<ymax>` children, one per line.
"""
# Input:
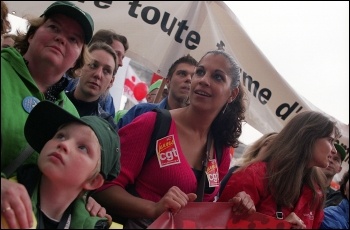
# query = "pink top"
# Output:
<box><xmin>98</xmin><ymin>111</ymin><xmax>230</xmax><ymax>202</ymax></box>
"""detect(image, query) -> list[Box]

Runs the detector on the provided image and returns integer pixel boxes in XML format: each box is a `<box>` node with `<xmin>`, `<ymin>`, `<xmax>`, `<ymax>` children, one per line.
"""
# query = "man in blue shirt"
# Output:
<box><xmin>117</xmin><ymin>54</ymin><xmax>198</xmax><ymax>129</ymax></box>
<box><xmin>321</xmin><ymin>143</ymin><xmax>346</xmax><ymax>207</ymax></box>
<box><xmin>320</xmin><ymin>170</ymin><xmax>349</xmax><ymax>229</ymax></box>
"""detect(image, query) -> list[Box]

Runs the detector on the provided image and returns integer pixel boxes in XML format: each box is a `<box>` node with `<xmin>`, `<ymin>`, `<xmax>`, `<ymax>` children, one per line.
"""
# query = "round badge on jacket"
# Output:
<box><xmin>22</xmin><ymin>96</ymin><xmax>40</xmax><ymax>113</ymax></box>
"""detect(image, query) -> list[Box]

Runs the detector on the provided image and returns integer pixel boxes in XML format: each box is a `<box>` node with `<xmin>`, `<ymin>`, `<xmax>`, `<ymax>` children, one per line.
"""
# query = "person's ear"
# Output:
<box><xmin>75</xmin><ymin>68</ymin><xmax>83</xmax><ymax>77</ymax></box>
<box><xmin>107</xmin><ymin>77</ymin><xmax>115</xmax><ymax>89</ymax></box>
<box><xmin>337</xmin><ymin>166</ymin><xmax>343</xmax><ymax>173</ymax></box>
<box><xmin>228</xmin><ymin>87</ymin><xmax>239</xmax><ymax>103</ymax></box>
<box><xmin>27</xmin><ymin>33</ymin><xmax>34</xmax><ymax>44</ymax></box>
<box><xmin>83</xmin><ymin>174</ymin><xmax>104</xmax><ymax>191</ymax></box>
<box><xmin>166</xmin><ymin>78</ymin><xmax>170</xmax><ymax>89</ymax></box>
<box><xmin>145</xmin><ymin>93</ymin><xmax>152</xmax><ymax>102</ymax></box>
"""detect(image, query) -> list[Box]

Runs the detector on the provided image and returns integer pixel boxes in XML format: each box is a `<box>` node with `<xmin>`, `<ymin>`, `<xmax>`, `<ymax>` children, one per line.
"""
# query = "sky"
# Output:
<box><xmin>223</xmin><ymin>1</ymin><xmax>349</xmax><ymax>144</ymax></box>
<box><xmin>6</xmin><ymin>1</ymin><xmax>349</xmax><ymax>145</ymax></box>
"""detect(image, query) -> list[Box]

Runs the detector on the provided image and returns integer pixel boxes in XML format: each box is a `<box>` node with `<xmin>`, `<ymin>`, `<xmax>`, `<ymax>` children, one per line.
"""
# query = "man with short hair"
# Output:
<box><xmin>117</xmin><ymin>54</ymin><xmax>198</xmax><ymax>129</ymax></box>
<box><xmin>322</xmin><ymin>143</ymin><xmax>346</xmax><ymax>207</ymax></box>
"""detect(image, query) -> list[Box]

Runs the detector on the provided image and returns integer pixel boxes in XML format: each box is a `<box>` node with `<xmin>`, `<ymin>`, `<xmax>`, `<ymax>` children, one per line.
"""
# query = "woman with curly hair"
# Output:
<box><xmin>93</xmin><ymin>50</ymin><xmax>255</xmax><ymax>228</ymax></box>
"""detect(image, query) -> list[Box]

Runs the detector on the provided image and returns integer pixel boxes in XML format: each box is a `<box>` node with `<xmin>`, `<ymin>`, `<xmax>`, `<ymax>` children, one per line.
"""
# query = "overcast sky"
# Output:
<box><xmin>223</xmin><ymin>1</ymin><xmax>349</xmax><ymax>144</ymax></box>
<box><xmin>224</xmin><ymin>1</ymin><xmax>349</xmax><ymax>123</ymax></box>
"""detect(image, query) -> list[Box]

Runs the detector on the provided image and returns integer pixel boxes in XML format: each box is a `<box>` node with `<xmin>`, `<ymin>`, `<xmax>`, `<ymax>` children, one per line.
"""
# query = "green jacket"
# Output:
<box><xmin>15</xmin><ymin>165</ymin><xmax>109</xmax><ymax>229</ymax></box>
<box><xmin>1</xmin><ymin>47</ymin><xmax>79</xmax><ymax>177</ymax></box>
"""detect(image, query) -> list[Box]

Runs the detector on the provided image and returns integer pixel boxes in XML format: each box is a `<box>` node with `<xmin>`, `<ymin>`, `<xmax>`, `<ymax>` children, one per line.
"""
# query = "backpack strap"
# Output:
<box><xmin>214</xmin><ymin>141</ymin><xmax>223</xmax><ymax>165</ymax></box>
<box><xmin>2</xmin><ymin>144</ymin><xmax>35</xmax><ymax>178</ymax></box>
<box><xmin>143</xmin><ymin>108</ymin><xmax>223</xmax><ymax>166</ymax></box>
<box><xmin>144</xmin><ymin>108</ymin><xmax>172</xmax><ymax>165</ymax></box>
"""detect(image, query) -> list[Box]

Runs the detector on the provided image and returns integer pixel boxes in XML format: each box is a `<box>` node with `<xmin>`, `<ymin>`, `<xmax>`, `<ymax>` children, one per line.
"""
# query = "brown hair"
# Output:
<box><xmin>2</xmin><ymin>33</ymin><xmax>16</xmax><ymax>40</ymax></box>
<box><xmin>1</xmin><ymin>1</ymin><xmax>11</xmax><ymax>35</ymax></box>
<box><xmin>166</xmin><ymin>54</ymin><xmax>198</xmax><ymax>79</ymax></box>
<box><xmin>1</xmin><ymin>33</ymin><xmax>16</xmax><ymax>48</ymax></box>
<box><xmin>90</xmin><ymin>29</ymin><xmax>129</xmax><ymax>52</ymax></box>
<box><xmin>236</xmin><ymin>132</ymin><xmax>278</xmax><ymax>168</ymax></box>
<box><xmin>264</xmin><ymin>110</ymin><xmax>340</xmax><ymax>209</ymax></box>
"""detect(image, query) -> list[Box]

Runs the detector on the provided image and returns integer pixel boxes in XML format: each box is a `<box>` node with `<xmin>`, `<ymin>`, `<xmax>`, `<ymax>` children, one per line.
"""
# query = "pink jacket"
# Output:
<box><xmin>98</xmin><ymin>111</ymin><xmax>230</xmax><ymax>202</ymax></box>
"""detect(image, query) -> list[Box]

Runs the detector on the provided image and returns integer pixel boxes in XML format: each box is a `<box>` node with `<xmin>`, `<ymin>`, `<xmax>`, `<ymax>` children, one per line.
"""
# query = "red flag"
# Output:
<box><xmin>151</xmin><ymin>73</ymin><xmax>163</xmax><ymax>85</ymax></box>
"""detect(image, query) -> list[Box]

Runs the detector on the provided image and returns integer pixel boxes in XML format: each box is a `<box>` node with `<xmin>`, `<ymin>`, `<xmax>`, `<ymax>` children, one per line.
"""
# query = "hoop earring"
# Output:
<box><xmin>222</xmin><ymin>102</ymin><xmax>228</xmax><ymax>114</ymax></box>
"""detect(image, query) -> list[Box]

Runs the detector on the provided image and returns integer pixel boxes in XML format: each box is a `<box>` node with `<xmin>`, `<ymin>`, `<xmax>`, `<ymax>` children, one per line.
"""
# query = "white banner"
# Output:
<box><xmin>6</xmin><ymin>1</ymin><xmax>348</xmax><ymax>160</ymax></box>
<box><xmin>109</xmin><ymin>57</ymin><xmax>130</xmax><ymax>111</ymax></box>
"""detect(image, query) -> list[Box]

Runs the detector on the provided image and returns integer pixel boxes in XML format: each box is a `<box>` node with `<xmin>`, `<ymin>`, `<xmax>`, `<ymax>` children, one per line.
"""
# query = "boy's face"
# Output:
<box><xmin>38</xmin><ymin>122</ymin><xmax>101</xmax><ymax>187</ymax></box>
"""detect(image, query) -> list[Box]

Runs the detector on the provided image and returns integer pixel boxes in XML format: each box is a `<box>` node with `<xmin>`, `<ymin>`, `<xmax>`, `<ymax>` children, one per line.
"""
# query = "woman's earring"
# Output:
<box><xmin>222</xmin><ymin>102</ymin><xmax>228</xmax><ymax>114</ymax></box>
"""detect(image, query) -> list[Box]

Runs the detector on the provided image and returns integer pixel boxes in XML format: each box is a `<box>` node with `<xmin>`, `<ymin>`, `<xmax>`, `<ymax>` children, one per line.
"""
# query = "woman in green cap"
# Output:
<box><xmin>0</xmin><ymin>1</ymin><xmax>109</xmax><ymax>229</ymax></box>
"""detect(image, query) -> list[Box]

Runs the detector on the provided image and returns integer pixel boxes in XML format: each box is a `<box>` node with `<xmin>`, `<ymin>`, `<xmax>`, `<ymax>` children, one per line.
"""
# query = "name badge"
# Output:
<box><xmin>22</xmin><ymin>96</ymin><xmax>40</xmax><ymax>113</ymax></box>
<box><xmin>206</xmin><ymin>159</ymin><xmax>219</xmax><ymax>187</ymax></box>
<box><xmin>156</xmin><ymin>135</ymin><xmax>181</xmax><ymax>168</ymax></box>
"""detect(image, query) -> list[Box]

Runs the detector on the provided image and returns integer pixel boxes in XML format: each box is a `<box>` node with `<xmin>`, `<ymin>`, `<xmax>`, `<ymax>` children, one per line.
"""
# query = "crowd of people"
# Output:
<box><xmin>1</xmin><ymin>1</ymin><xmax>348</xmax><ymax>229</ymax></box>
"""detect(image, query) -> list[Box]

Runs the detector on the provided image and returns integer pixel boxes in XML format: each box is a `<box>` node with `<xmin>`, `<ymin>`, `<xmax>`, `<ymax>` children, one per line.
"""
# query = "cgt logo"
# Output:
<box><xmin>158</xmin><ymin>148</ymin><xmax>181</xmax><ymax>168</ymax></box>
<box><xmin>208</xmin><ymin>173</ymin><xmax>218</xmax><ymax>183</ymax></box>
<box><xmin>159</xmin><ymin>148</ymin><xmax>179</xmax><ymax>161</ymax></box>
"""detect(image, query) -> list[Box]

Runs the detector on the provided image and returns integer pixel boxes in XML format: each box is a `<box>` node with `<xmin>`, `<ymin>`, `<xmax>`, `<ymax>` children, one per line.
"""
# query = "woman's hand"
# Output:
<box><xmin>285</xmin><ymin>212</ymin><xmax>306</xmax><ymax>229</ymax></box>
<box><xmin>229</xmin><ymin>191</ymin><xmax>256</xmax><ymax>215</ymax></box>
<box><xmin>1</xmin><ymin>178</ymin><xmax>33</xmax><ymax>229</ymax></box>
<box><xmin>153</xmin><ymin>186</ymin><xmax>197</xmax><ymax>218</ymax></box>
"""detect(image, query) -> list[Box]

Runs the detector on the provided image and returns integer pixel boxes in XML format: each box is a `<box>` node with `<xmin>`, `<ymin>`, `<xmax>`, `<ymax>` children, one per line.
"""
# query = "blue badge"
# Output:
<box><xmin>22</xmin><ymin>96</ymin><xmax>40</xmax><ymax>113</ymax></box>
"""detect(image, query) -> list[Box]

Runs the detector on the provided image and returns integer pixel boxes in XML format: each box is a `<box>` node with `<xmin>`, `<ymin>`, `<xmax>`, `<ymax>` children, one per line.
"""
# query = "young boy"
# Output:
<box><xmin>11</xmin><ymin>101</ymin><xmax>121</xmax><ymax>229</ymax></box>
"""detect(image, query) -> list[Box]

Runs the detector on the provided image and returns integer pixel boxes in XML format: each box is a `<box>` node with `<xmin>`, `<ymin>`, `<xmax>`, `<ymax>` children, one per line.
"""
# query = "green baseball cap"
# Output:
<box><xmin>42</xmin><ymin>1</ymin><xmax>94</xmax><ymax>44</ymax></box>
<box><xmin>334</xmin><ymin>143</ymin><xmax>346</xmax><ymax>162</ymax></box>
<box><xmin>24</xmin><ymin>101</ymin><xmax>120</xmax><ymax>181</ymax></box>
<box><xmin>115</xmin><ymin>109</ymin><xmax>128</xmax><ymax>123</ymax></box>
<box><xmin>148</xmin><ymin>79</ymin><xmax>166</xmax><ymax>93</ymax></box>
